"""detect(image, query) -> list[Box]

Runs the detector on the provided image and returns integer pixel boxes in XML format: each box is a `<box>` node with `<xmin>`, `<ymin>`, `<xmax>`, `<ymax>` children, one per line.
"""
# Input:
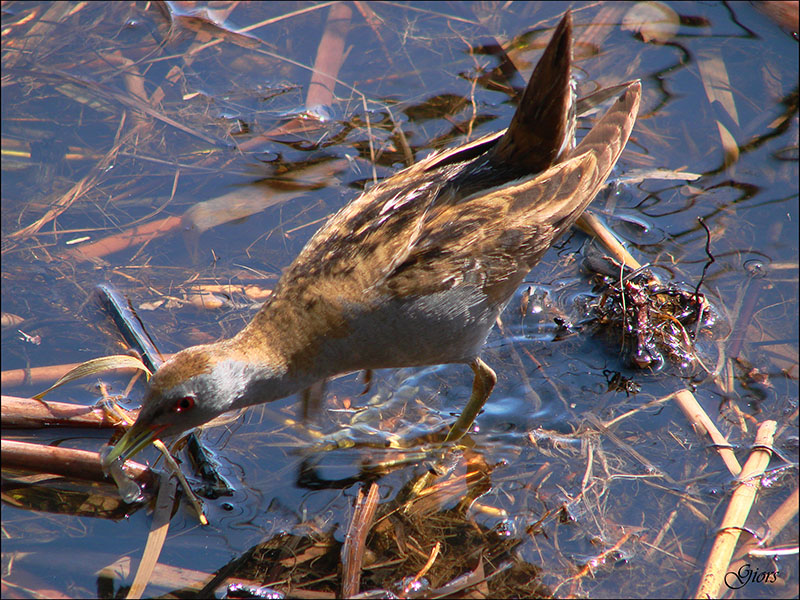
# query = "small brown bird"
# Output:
<box><xmin>104</xmin><ymin>12</ymin><xmax>640</xmax><ymax>467</ymax></box>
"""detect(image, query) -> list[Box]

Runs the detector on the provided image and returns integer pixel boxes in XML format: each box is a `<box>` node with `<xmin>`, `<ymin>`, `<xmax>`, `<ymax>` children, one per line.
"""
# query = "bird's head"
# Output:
<box><xmin>101</xmin><ymin>344</ymin><xmax>270</xmax><ymax>467</ymax></box>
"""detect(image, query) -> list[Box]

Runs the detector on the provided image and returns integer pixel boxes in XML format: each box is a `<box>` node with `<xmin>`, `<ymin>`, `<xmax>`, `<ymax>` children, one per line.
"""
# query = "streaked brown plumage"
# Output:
<box><xmin>104</xmin><ymin>11</ymin><xmax>641</xmax><ymax>467</ymax></box>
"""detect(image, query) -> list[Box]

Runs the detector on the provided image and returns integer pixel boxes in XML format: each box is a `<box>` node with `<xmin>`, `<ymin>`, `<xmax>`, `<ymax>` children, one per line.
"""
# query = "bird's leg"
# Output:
<box><xmin>302</xmin><ymin>379</ymin><xmax>327</xmax><ymax>421</ymax></box>
<box><xmin>444</xmin><ymin>357</ymin><xmax>497</xmax><ymax>442</ymax></box>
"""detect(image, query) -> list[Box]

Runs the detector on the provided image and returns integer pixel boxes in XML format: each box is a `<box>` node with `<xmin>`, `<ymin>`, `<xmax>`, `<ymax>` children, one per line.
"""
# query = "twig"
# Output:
<box><xmin>341</xmin><ymin>482</ymin><xmax>381</xmax><ymax>597</ymax></box>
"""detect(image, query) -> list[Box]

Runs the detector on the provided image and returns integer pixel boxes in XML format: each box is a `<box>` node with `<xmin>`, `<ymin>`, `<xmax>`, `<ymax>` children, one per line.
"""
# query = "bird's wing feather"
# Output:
<box><xmin>385</xmin><ymin>81</ymin><xmax>641</xmax><ymax>303</ymax></box>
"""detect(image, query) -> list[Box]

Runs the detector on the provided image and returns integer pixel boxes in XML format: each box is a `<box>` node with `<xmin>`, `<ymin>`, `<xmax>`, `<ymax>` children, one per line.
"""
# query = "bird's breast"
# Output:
<box><xmin>307</xmin><ymin>282</ymin><xmax>500</xmax><ymax>375</ymax></box>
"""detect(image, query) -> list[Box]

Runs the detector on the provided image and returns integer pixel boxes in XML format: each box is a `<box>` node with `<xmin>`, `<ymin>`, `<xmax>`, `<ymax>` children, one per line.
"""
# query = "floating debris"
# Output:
<box><xmin>581</xmin><ymin>254</ymin><xmax>717</xmax><ymax>372</ymax></box>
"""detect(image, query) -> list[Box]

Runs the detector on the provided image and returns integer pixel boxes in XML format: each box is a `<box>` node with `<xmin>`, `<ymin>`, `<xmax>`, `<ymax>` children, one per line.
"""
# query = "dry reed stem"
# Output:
<box><xmin>694</xmin><ymin>420</ymin><xmax>777</xmax><ymax>599</ymax></box>
<box><xmin>1</xmin><ymin>357</ymin><xmax>174</xmax><ymax>390</ymax></box>
<box><xmin>1</xmin><ymin>439</ymin><xmax>150</xmax><ymax>485</ymax></box>
<box><xmin>238</xmin><ymin>3</ymin><xmax>353</xmax><ymax>152</ymax></box>
<box><xmin>673</xmin><ymin>389</ymin><xmax>742</xmax><ymax>477</ymax></box>
<box><xmin>1</xmin><ymin>395</ymin><xmax>134</xmax><ymax>429</ymax></box>
<box><xmin>127</xmin><ymin>472</ymin><xmax>178</xmax><ymax>599</ymax></box>
<box><xmin>728</xmin><ymin>486</ymin><xmax>799</xmax><ymax>571</ymax></box>
<box><xmin>306</xmin><ymin>2</ymin><xmax>352</xmax><ymax>109</ymax></box>
<box><xmin>64</xmin><ymin>216</ymin><xmax>183</xmax><ymax>262</ymax></box>
<box><xmin>577</xmin><ymin>210</ymin><xmax>642</xmax><ymax>270</ymax></box>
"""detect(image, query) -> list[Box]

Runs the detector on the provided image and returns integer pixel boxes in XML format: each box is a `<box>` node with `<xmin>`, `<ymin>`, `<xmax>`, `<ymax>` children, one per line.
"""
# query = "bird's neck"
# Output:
<box><xmin>218</xmin><ymin>291</ymin><xmax>336</xmax><ymax>408</ymax></box>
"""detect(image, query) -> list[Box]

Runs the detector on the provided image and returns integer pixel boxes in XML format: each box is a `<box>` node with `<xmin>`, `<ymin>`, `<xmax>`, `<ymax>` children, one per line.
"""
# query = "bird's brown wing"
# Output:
<box><xmin>273</xmin><ymin>11</ymin><xmax>578</xmax><ymax>308</ymax></box>
<box><xmin>384</xmin><ymin>81</ymin><xmax>641</xmax><ymax>305</ymax></box>
<box><xmin>252</xmin><ymin>17</ymin><xmax>638</xmax><ymax>352</ymax></box>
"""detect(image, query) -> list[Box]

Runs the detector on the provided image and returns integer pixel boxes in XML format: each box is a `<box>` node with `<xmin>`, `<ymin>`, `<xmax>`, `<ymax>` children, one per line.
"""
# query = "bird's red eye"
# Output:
<box><xmin>173</xmin><ymin>396</ymin><xmax>195</xmax><ymax>413</ymax></box>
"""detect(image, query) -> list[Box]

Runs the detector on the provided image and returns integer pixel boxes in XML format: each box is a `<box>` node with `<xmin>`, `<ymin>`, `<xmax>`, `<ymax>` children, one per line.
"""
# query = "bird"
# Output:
<box><xmin>103</xmin><ymin>11</ymin><xmax>641</xmax><ymax>469</ymax></box>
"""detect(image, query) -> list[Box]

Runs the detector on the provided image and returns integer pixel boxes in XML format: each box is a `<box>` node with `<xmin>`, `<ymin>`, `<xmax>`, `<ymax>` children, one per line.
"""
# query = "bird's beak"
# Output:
<box><xmin>101</xmin><ymin>421</ymin><xmax>165</xmax><ymax>468</ymax></box>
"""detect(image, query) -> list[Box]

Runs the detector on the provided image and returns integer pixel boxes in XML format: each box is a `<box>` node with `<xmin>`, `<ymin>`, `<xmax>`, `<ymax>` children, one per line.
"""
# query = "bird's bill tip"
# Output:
<box><xmin>100</xmin><ymin>422</ymin><xmax>162</xmax><ymax>468</ymax></box>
